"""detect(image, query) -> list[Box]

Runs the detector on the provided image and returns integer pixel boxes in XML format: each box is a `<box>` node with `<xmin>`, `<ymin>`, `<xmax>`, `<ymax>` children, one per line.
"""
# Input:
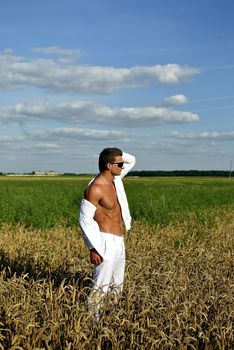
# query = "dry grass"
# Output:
<box><xmin>0</xmin><ymin>215</ymin><xmax>233</xmax><ymax>349</ymax></box>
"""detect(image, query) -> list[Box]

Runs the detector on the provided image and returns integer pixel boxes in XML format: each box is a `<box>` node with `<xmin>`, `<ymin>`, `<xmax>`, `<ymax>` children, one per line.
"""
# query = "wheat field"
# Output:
<box><xmin>0</xmin><ymin>212</ymin><xmax>233</xmax><ymax>349</ymax></box>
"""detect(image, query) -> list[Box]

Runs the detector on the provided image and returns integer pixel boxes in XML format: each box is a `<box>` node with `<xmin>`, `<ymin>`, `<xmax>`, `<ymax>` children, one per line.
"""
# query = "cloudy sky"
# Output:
<box><xmin>1</xmin><ymin>0</ymin><xmax>234</xmax><ymax>173</ymax></box>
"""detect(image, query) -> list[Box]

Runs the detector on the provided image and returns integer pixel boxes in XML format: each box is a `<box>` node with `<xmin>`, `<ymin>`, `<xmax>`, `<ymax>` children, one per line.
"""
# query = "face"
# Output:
<box><xmin>109</xmin><ymin>155</ymin><xmax>124</xmax><ymax>175</ymax></box>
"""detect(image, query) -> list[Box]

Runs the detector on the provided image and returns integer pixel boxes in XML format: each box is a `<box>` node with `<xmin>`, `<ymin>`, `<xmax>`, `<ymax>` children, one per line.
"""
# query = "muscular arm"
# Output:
<box><xmin>84</xmin><ymin>182</ymin><xmax>102</xmax><ymax>207</ymax></box>
<box><xmin>119</xmin><ymin>152</ymin><xmax>136</xmax><ymax>179</ymax></box>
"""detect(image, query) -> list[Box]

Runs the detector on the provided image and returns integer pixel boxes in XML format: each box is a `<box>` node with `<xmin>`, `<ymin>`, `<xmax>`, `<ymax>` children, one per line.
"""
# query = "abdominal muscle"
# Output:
<box><xmin>94</xmin><ymin>204</ymin><xmax>124</xmax><ymax>236</ymax></box>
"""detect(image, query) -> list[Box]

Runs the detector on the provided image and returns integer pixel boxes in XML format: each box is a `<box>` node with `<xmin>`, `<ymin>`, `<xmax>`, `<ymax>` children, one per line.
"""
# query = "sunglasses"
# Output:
<box><xmin>110</xmin><ymin>162</ymin><xmax>124</xmax><ymax>168</ymax></box>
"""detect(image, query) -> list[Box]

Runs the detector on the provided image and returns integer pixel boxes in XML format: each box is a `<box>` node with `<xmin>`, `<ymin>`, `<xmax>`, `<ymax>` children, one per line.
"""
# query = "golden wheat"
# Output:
<box><xmin>0</xmin><ymin>214</ymin><xmax>233</xmax><ymax>349</ymax></box>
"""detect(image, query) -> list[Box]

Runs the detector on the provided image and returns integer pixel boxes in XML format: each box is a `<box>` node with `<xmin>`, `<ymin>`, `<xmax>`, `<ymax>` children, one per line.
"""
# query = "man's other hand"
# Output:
<box><xmin>90</xmin><ymin>248</ymin><xmax>103</xmax><ymax>265</ymax></box>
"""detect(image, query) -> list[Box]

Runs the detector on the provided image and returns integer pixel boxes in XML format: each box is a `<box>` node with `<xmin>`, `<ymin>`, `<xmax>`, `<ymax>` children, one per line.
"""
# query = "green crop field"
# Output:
<box><xmin>0</xmin><ymin>176</ymin><xmax>233</xmax><ymax>349</ymax></box>
<box><xmin>0</xmin><ymin>176</ymin><xmax>233</xmax><ymax>229</ymax></box>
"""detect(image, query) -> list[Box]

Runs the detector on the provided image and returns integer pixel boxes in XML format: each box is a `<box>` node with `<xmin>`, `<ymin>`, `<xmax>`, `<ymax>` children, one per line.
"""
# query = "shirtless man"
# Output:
<box><xmin>79</xmin><ymin>148</ymin><xmax>135</xmax><ymax>317</ymax></box>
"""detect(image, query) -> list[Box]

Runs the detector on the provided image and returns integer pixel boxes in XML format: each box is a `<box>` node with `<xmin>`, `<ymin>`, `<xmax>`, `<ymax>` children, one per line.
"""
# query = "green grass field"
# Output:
<box><xmin>0</xmin><ymin>176</ymin><xmax>233</xmax><ymax>229</ymax></box>
<box><xmin>0</xmin><ymin>176</ymin><xmax>233</xmax><ymax>349</ymax></box>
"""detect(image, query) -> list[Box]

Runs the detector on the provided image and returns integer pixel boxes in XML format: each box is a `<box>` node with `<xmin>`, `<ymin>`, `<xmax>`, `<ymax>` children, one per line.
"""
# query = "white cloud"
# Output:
<box><xmin>34</xmin><ymin>143</ymin><xmax>60</xmax><ymax>150</ymax></box>
<box><xmin>0</xmin><ymin>50</ymin><xmax>201</xmax><ymax>94</ymax></box>
<box><xmin>134</xmin><ymin>137</ymin><xmax>234</xmax><ymax>160</ymax></box>
<box><xmin>0</xmin><ymin>100</ymin><xmax>200</xmax><ymax>126</ymax></box>
<box><xmin>0</xmin><ymin>135</ymin><xmax>25</xmax><ymax>157</ymax></box>
<box><xmin>33</xmin><ymin>46</ymin><xmax>82</xmax><ymax>64</ymax></box>
<box><xmin>0</xmin><ymin>127</ymin><xmax>132</xmax><ymax>161</ymax></box>
<box><xmin>0</xmin><ymin>135</ymin><xmax>24</xmax><ymax>142</ymax></box>
<box><xmin>33</xmin><ymin>46</ymin><xmax>81</xmax><ymax>57</ymax></box>
<box><xmin>162</xmin><ymin>94</ymin><xmax>189</xmax><ymax>105</ymax></box>
<box><xmin>33</xmin><ymin>127</ymin><xmax>130</xmax><ymax>141</ymax></box>
<box><xmin>170</xmin><ymin>131</ymin><xmax>234</xmax><ymax>141</ymax></box>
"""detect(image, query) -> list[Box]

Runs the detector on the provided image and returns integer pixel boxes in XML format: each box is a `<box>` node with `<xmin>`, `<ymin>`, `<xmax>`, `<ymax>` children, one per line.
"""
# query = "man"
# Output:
<box><xmin>79</xmin><ymin>147</ymin><xmax>135</xmax><ymax>318</ymax></box>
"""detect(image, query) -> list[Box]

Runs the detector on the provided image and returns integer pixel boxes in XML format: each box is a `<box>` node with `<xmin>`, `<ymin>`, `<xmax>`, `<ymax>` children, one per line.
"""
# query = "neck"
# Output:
<box><xmin>99</xmin><ymin>170</ymin><xmax>114</xmax><ymax>184</ymax></box>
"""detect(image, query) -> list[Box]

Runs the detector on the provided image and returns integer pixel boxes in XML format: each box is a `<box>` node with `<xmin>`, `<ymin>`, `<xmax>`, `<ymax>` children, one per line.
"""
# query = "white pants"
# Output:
<box><xmin>88</xmin><ymin>232</ymin><xmax>125</xmax><ymax>318</ymax></box>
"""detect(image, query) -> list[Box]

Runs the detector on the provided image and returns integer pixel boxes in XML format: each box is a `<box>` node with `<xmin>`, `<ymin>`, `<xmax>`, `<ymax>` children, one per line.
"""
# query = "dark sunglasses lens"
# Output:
<box><xmin>118</xmin><ymin>162</ymin><xmax>124</xmax><ymax>168</ymax></box>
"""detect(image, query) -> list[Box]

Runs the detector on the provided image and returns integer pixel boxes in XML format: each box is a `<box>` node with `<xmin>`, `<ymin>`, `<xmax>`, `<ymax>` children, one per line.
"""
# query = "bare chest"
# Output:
<box><xmin>99</xmin><ymin>185</ymin><xmax>119</xmax><ymax>210</ymax></box>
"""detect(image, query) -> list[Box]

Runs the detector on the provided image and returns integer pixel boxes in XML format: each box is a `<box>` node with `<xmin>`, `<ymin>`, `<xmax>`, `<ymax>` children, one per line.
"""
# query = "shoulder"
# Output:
<box><xmin>84</xmin><ymin>179</ymin><xmax>104</xmax><ymax>204</ymax></box>
<box><xmin>85</xmin><ymin>181</ymin><xmax>103</xmax><ymax>196</ymax></box>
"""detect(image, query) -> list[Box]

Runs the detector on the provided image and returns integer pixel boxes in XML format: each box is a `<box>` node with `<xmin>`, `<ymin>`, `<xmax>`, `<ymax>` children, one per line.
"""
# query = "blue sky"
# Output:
<box><xmin>0</xmin><ymin>0</ymin><xmax>234</xmax><ymax>173</ymax></box>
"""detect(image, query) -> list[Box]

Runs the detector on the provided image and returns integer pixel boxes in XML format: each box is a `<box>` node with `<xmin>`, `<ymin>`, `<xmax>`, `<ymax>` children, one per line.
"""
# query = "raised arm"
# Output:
<box><xmin>120</xmin><ymin>152</ymin><xmax>136</xmax><ymax>179</ymax></box>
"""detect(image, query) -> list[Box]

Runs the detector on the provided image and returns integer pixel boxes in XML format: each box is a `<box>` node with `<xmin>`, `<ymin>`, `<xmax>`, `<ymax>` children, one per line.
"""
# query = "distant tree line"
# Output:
<box><xmin>62</xmin><ymin>173</ymin><xmax>91</xmax><ymax>177</ymax></box>
<box><xmin>1</xmin><ymin>170</ymin><xmax>233</xmax><ymax>177</ymax></box>
<box><xmin>128</xmin><ymin>170</ymin><xmax>234</xmax><ymax>177</ymax></box>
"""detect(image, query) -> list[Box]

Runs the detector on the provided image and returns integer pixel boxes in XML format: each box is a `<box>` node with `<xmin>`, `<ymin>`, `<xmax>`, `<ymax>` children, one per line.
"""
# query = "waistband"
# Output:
<box><xmin>100</xmin><ymin>231</ymin><xmax>124</xmax><ymax>241</ymax></box>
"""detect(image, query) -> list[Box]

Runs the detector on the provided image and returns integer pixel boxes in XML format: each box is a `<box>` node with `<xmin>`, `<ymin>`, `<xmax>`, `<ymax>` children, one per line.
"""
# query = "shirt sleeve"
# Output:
<box><xmin>79</xmin><ymin>199</ymin><xmax>105</xmax><ymax>257</ymax></box>
<box><xmin>120</xmin><ymin>152</ymin><xmax>136</xmax><ymax>179</ymax></box>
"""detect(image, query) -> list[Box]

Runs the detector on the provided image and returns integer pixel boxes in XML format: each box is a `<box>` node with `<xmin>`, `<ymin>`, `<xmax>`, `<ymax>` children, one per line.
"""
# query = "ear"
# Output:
<box><xmin>106</xmin><ymin>162</ymin><xmax>112</xmax><ymax>170</ymax></box>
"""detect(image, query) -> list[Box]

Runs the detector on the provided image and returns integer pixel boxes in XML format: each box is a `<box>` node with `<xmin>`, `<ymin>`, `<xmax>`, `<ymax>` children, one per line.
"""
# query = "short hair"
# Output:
<box><xmin>98</xmin><ymin>147</ymin><xmax>122</xmax><ymax>172</ymax></box>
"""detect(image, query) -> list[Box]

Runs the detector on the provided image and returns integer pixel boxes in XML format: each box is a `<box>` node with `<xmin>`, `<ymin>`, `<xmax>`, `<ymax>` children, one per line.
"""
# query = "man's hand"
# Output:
<box><xmin>90</xmin><ymin>248</ymin><xmax>103</xmax><ymax>265</ymax></box>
